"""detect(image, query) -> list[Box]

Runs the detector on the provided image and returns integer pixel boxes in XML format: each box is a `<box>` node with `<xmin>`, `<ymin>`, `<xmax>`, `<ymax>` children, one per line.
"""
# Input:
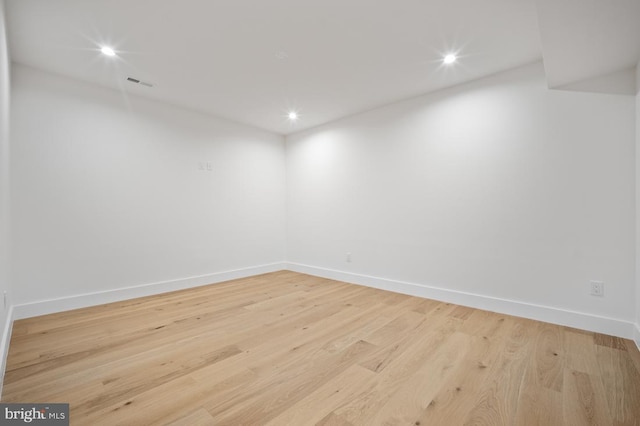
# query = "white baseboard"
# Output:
<box><xmin>12</xmin><ymin>262</ymin><xmax>286</xmax><ymax>320</ymax></box>
<box><xmin>0</xmin><ymin>304</ymin><xmax>14</xmax><ymax>398</ymax></box>
<box><xmin>5</xmin><ymin>261</ymin><xmax>638</xmax><ymax>356</ymax></box>
<box><xmin>285</xmin><ymin>263</ymin><xmax>636</xmax><ymax>340</ymax></box>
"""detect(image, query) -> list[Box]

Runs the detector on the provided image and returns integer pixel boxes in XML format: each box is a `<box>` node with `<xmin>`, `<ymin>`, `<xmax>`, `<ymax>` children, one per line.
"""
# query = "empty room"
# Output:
<box><xmin>1</xmin><ymin>0</ymin><xmax>639</xmax><ymax>425</ymax></box>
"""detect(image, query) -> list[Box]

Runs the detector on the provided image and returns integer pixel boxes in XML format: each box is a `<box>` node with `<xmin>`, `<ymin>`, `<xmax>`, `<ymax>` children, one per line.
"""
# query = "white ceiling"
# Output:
<box><xmin>5</xmin><ymin>0</ymin><xmax>639</xmax><ymax>135</ymax></box>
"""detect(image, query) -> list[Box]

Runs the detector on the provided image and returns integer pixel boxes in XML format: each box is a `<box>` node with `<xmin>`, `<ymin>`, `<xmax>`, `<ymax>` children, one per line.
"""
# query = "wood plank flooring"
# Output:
<box><xmin>2</xmin><ymin>271</ymin><xmax>640</xmax><ymax>425</ymax></box>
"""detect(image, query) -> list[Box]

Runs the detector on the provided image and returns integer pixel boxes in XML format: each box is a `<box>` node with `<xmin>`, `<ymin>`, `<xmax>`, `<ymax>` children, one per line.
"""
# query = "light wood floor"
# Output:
<box><xmin>3</xmin><ymin>271</ymin><xmax>640</xmax><ymax>425</ymax></box>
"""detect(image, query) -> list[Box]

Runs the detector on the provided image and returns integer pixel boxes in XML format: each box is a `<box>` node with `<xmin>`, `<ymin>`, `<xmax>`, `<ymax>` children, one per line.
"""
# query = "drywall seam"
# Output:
<box><xmin>286</xmin><ymin>262</ymin><xmax>636</xmax><ymax>339</ymax></box>
<box><xmin>12</xmin><ymin>263</ymin><xmax>286</xmax><ymax>320</ymax></box>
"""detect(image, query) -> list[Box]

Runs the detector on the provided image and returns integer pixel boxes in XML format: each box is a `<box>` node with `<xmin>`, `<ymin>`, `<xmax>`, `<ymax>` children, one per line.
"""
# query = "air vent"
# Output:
<box><xmin>126</xmin><ymin>77</ymin><xmax>154</xmax><ymax>88</ymax></box>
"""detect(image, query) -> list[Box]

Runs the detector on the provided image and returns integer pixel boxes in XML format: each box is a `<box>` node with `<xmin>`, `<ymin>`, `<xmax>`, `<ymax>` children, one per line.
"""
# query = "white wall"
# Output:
<box><xmin>6</xmin><ymin>59</ymin><xmax>639</xmax><ymax>341</ymax></box>
<box><xmin>0</xmin><ymin>0</ymin><xmax>13</xmax><ymax>384</ymax></box>
<box><xmin>286</xmin><ymin>62</ymin><xmax>636</xmax><ymax>335</ymax></box>
<box><xmin>636</xmin><ymin>62</ymin><xmax>640</xmax><ymax>346</ymax></box>
<box><xmin>10</xmin><ymin>65</ymin><xmax>286</xmax><ymax>309</ymax></box>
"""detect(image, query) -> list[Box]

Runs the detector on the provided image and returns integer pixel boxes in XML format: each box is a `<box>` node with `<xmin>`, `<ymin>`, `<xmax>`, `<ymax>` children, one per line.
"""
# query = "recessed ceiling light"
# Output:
<box><xmin>100</xmin><ymin>46</ymin><xmax>116</xmax><ymax>57</ymax></box>
<box><xmin>288</xmin><ymin>111</ymin><xmax>298</xmax><ymax>121</ymax></box>
<box><xmin>443</xmin><ymin>54</ymin><xmax>456</xmax><ymax>64</ymax></box>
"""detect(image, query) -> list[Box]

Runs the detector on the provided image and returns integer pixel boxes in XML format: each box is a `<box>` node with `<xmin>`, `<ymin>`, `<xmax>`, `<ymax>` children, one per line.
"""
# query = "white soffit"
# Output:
<box><xmin>536</xmin><ymin>0</ymin><xmax>640</xmax><ymax>95</ymax></box>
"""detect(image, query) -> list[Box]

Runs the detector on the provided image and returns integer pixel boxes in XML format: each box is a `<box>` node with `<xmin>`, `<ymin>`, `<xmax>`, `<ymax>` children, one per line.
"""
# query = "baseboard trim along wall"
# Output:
<box><xmin>0</xmin><ymin>305</ymin><xmax>14</xmax><ymax>397</ymax></box>
<box><xmin>12</xmin><ymin>262</ymin><xmax>286</xmax><ymax>320</ymax></box>
<box><xmin>286</xmin><ymin>263</ymin><xmax>637</xmax><ymax>340</ymax></box>
<box><xmin>7</xmin><ymin>262</ymin><xmax>638</xmax><ymax>345</ymax></box>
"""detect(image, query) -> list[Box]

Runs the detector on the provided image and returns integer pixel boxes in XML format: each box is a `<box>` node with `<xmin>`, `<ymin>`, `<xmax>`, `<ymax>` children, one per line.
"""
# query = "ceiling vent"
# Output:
<box><xmin>126</xmin><ymin>77</ymin><xmax>154</xmax><ymax>88</ymax></box>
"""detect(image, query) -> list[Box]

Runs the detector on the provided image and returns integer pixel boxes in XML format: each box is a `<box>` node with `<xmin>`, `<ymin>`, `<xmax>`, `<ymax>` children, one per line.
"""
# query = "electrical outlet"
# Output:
<box><xmin>590</xmin><ymin>281</ymin><xmax>604</xmax><ymax>297</ymax></box>
<box><xmin>346</xmin><ymin>252</ymin><xmax>351</xmax><ymax>263</ymax></box>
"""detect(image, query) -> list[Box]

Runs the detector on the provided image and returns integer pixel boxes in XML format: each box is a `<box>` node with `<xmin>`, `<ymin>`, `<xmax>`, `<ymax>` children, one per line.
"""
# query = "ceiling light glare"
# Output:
<box><xmin>443</xmin><ymin>54</ymin><xmax>456</xmax><ymax>64</ymax></box>
<box><xmin>288</xmin><ymin>111</ymin><xmax>298</xmax><ymax>121</ymax></box>
<box><xmin>100</xmin><ymin>46</ymin><xmax>116</xmax><ymax>57</ymax></box>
